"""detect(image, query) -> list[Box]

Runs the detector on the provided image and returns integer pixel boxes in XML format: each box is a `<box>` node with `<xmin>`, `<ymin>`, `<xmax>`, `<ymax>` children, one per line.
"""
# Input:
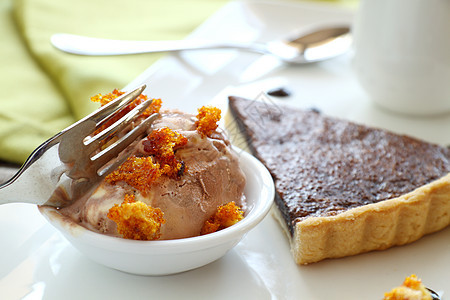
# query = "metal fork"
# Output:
<box><xmin>0</xmin><ymin>84</ymin><xmax>158</xmax><ymax>207</ymax></box>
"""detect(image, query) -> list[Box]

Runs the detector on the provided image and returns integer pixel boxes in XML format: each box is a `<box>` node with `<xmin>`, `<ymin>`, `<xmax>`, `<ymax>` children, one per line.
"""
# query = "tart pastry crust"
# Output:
<box><xmin>273</xmin><ymin>173</ymin><xmax>450</xmax><ymax>264</ymax></box>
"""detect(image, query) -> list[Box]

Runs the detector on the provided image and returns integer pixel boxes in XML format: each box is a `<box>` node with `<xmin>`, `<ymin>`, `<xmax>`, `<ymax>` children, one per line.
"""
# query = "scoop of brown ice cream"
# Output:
<box><xmin>59</xmin><ymin>110</ymin><xmax>246</xmax><ymax>240</ymax></box>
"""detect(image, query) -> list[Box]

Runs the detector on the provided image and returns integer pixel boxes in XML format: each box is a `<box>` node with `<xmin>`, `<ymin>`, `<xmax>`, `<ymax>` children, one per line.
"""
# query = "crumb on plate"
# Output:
<box><xmin>383</xmin><ymin>274</ymin><xmax>432</xmax><ymax>300</ymax></box>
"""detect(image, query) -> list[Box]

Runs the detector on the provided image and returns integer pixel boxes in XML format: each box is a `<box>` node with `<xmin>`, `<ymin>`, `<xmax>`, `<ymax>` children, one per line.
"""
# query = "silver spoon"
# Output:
<box><xmin>50</xmin><ymin>25</ymin><xmax>351</xmax><ymax>64</ymax></box>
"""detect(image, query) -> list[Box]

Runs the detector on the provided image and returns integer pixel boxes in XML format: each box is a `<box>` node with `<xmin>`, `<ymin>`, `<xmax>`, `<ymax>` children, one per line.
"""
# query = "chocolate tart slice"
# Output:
<box><xmin>228</xmin><ymin>96</ymin><xmax>450</xmax><ymax>264</ymax></box>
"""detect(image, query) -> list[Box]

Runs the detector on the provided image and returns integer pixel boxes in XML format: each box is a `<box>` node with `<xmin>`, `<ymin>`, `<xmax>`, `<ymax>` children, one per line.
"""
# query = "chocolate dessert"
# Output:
<box><xmin>228</xmin><ymin>96</ymin><xmax>450</xmax><ymax>264</ymax></box>
<box><xmin>54</xmin><ymin>90</ymin><xmax>246</xmax><ymax>241</ymax></box>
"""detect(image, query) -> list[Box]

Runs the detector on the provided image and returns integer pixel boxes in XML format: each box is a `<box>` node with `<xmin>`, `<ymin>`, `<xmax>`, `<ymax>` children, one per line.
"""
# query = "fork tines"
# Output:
<box><xmin>91</xmin><ymin>85</ymin><xmax>147</xmax><ymax>126</ymax></box>
<box><xmin>58</xmin><ymin>84</ymin><xmax>158</xmax><ymax>183</ymax></box>
<box><xmin>93</xmin><ymin>109</ymin><xmax>159</xmax><ymax>177</ymax></box>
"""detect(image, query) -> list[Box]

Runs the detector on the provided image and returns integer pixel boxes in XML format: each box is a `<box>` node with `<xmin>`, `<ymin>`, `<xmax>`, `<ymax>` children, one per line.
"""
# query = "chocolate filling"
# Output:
<box><xmin>228</xmin><ymin>96</ymin><xmax>450</xmax><ymax>236</ymax></box>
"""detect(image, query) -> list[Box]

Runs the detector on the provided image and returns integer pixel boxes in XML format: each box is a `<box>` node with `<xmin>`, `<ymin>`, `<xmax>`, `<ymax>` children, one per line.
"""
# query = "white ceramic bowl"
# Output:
<box><xmin>40</xmin><ymin>149</ymin><xmax>274</xmax><ymax>276</ymax></box>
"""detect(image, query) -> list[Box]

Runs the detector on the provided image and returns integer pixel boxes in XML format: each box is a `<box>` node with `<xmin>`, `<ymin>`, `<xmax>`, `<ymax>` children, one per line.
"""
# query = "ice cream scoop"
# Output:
<box><xmin>57</xmin><ymin>109</ymin><xmax>246</xmax><ymax>240</ymax></box>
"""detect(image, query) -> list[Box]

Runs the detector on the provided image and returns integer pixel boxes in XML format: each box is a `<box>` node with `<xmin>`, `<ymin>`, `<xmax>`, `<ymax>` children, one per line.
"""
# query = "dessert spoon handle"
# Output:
<box><xmin>51</xmin><ymin>33</ymin><xmax>267</xmax><ymax>56</ymax></box>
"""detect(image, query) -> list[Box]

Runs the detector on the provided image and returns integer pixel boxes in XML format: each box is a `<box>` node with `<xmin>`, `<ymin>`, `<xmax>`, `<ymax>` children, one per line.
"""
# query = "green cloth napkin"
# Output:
<box><xmin>0</xmin><ymin>0</ymin><xmax>229</xmax><ymax>164</ymax></box>
<box><xmin>0</xmin><ymin>0</ymin><xmax>356</xmax><ymax>165</ymax></box>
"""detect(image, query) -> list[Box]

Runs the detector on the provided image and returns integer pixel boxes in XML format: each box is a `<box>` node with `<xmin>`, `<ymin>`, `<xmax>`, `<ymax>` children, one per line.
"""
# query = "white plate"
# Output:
<box><xmin>1</xmin><ymin>1</ymin><xmax>449</xmax><ymax>299</ymax></box>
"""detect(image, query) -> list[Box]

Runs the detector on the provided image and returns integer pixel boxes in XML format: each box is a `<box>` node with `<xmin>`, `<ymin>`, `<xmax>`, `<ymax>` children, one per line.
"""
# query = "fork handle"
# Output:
<box><xmin>0</xmin><ymin>144</ymin><xmax>68</xmax><ymax>206</ymax></box>
<box><xmin>0</xmin><ymin>173</ymin><xmax>51</xmax><ymax>205</ymax></box>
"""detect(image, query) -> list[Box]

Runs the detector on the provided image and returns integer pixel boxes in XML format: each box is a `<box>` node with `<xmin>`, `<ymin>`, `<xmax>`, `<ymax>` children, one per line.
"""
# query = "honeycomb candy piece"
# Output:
<box><xmin>107</xmin><ymin>194</ymin><xmax>165</xmax><ymax>241</ymax></box>
<box><xmin>195</xmin><ymin>106</ymin><xmax>221</xmax><ymax>137</ymax></box>
<box><xmin>143</xmin><ymin>127</ymin><xmax>188</xmax><ymax>178</ymax></box>
<box><xmin>201</xmin><ymin>202</ymin><xmax>244</xmax><ymax>235</ymax></box>
<box><xmin>105</xmin><ymin>156</ymin><xmax>162</xmax><ymax>196</ymax></box>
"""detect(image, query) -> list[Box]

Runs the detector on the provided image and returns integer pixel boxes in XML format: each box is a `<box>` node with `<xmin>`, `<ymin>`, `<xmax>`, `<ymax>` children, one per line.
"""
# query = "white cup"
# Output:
<box><xmin>352</xmin><ymin>0</ymin><xmax>450</xmax><ymax>116</ymax></box>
